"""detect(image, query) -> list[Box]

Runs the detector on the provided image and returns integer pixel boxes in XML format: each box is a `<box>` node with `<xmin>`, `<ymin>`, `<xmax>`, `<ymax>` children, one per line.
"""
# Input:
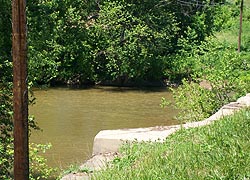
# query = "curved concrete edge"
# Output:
<box><xmin>61</xmin><ymin>152</ymin><xmax>120</xmax><ymax>180</ymax></box>
<box><xmin>92</xmin><ymin>126</ymin><xmax>180</xmax><ymax>154</ymax></box>
<box><xmin>93</xmin><ymin>93</ymin><xmax>250</xmax><ymax>154</ymax></box>
<box><xmin>61</xmin><ymin>173</ymin><xmax>89</xmax><ymax>180</ymax></box>
<box><xmin>61</xmin><ymin>93</ymin><xmax>250</xmax><ymax>180</ymax></box>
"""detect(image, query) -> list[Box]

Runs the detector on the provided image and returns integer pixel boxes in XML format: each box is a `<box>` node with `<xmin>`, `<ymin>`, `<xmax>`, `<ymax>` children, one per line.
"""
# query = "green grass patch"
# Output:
<box><xmin>93</xmin><ymin>109</ymin><xmax>250</xmax><ymax>180</ymax></box>
<box><xmin>215</xmin><ymin>4</ymin><xmax>250</xmax><ymax>52</ymax></box>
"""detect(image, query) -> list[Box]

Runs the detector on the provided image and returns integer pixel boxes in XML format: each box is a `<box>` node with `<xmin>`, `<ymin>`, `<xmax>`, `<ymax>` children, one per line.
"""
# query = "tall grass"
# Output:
<box><xmin>93</xmin><ymin>109</ymin><xmax>250</xmax><ymax>180</ymax></box>
<box><xmin>216</xmin><ymin>2</ymin><xmax>250</xmax><ymax>52</ymax></box>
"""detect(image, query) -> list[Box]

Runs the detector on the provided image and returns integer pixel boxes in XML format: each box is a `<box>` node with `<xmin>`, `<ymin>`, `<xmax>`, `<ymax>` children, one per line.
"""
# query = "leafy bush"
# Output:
<box><xmin>29</xmin><ymin>143</ymin><xmax>56</xmax><ymax>180</ymax></box>
<box><xmin>171</xmin><ymin>80</ymin><xmax>218</xmax><ymax>122</ymax></box>
<box><xmin>25</xmin><ymin>0</ymin><xmax>226</xmax><ymax>85</ymax></box>
<box><xmin>0</xmin><ymin>58</ymin><xmax>55</xmax><ymax>180</ymax></box>
<box><xmin>88</xmin><ymin>0</ymin><xmax>179</xmax><ymax>82</ymax></box>
<box><xmin>163</xmin><ymin>38</ymin><xmax>249</xmax><ymax>122</ymax></box>
<box><xmin>27</xmin><ymin>0</ymin><xmax>94</xmax><ymax>85</ymax></box>
<box><xmin>0</xmin><ymin>77</ymin><xmax>13</xmax><ymax>180</ymax></box>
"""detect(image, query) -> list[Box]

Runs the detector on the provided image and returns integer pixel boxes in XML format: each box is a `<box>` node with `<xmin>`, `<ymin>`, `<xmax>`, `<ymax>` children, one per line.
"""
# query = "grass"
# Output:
<box><xmin>93</xmin><ymin>108</ymin><xmax>250</xmax><ymax>180</ymax></box>
<box><xmin>57</xmin><ymin>163</ymin><xmax>93</xmax><ymax>179</ymax></box>
<box><xmin>215</xmin><ymin>2</ymin><xmax>250</xmax><ymax>52</ymax></box>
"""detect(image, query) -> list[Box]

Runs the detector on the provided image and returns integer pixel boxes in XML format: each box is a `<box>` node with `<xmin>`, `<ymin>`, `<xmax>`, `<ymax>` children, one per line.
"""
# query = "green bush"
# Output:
<box><xmin>29</xmin><ymin>143</ymin><xmax>56</xmax><ymax>180</ymax></box>
<box><xmin>163</xmin><ymin>38</ymin><xmax>249</xmax><ymax>122</ymax></box>
<box><xmin>88</xmin><ymin>0</ymin><xmax>179</xmax><ymax>82</ymax></box>
<box><xmin>171</xmin><ymin>80</ymin><xmax>218</xmax><ymax>122</ymax></box>
<box><xmin>0</xmin><ymin>63</ymin><xmax>55</xmax><ymax>179</ymax></box>
<box><xmin>0</xmin><ymin>82</ymin><xmax>13</xmax><ymax>179</ymax></box>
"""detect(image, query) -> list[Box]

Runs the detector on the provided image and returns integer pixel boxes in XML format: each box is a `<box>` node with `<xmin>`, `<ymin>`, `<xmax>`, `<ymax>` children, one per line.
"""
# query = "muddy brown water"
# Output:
<box><xmin>29</xmin><ymin>86</ymin><xmax>179</xmax><ymax>168</ymax></box>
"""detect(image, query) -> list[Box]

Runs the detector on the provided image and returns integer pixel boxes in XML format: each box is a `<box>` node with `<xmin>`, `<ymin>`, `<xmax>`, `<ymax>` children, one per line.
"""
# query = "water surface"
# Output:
<box><xmin>30</xmin><ymin>86</ymin><xmax>178</xmax><ymax>168</ymax></box>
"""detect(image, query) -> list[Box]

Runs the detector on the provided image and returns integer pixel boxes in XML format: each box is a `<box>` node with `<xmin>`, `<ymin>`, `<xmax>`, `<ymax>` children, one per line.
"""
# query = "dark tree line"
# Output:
<box><xmin>25</xmin><ymin>0</ymin><xmax>226</xmax><ymax>85</ymax></box>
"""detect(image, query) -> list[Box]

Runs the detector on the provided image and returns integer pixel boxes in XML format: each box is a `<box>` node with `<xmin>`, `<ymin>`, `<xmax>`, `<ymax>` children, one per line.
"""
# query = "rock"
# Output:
<box><xmin>237</xmin><ymin>93</ymin><xmax>250</xmax><ymax>106</ymax></box>
<box><xmin>61</xmin><ymin>173</ymin><xmax>90</xmax><ymax>180</ymax></box>
<box><xmin>80</xmin><ymin>152</ymin><xmax>119</xmax><ymax>171</ymax></box>
<box><xmin>61</xmin><ymin>152</ymin><xmax>119</xmax><ymax>180</ymax></box>
<box><xmin>92</xmin><ymin>126</ymin><xmax>180</xmax><ymax>154</ymax></box>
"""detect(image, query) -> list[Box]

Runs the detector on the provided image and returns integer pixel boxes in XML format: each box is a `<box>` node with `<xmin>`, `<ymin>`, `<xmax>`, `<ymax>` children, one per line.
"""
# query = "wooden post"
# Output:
<box><xmin>238</xmin><ymin>0</ymin><xmax>243</xmax><ymax>52</ymax></box>
<box><xmin>12</xmin><ymin>0</ymin><xmax>29</xmax><ymax>179</ymax></box>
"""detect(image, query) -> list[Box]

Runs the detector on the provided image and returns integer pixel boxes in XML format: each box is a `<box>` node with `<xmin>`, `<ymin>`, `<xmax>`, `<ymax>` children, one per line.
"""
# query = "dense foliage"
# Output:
<box><xmin>0</xmin><ymin>84</ymin><xmax>13</xmax><ymax>179</ymax></box>
<box><xmin>0</xmin><ymin>0</ymin><xmax>13</xmax><ymax>178</ymax></box>
<box><xmin>162</xmin><ymin>37</ymin><xmax>250</xmax><ymax>122</ymax></box>
<box><xmin>162</xmin><ymin>1</ymin><xmax>250</xmax><ymax>122</ymax></box>
<box><xmin>25</xmin><ymin>0</ymin><xmax>226</xmax><ymax>85</ymax></box>
<box><xmin>1</xmin><ymin>0</ymin><xmax>233</xmax><ymax>85</ymax></box>
<box><xmin>27</xmin><ymin>0</ymin><xmax>96</xmax><ymax>84</ymax></box>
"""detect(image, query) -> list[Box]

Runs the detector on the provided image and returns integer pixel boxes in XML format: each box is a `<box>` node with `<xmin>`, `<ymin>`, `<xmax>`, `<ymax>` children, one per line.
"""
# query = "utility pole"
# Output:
<box><xmin>238</xmin><ymin>0</ymin><xmax>243</xmax><ymax>52</ymax></box>
<box><xmin>12</xmin><ymin>0</ymin><xmax>29</xmax><ymax>179</ymax></box>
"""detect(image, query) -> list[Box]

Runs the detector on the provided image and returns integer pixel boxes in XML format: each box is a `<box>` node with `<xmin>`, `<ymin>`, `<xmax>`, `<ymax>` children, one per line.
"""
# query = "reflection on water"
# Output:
<box><xmin>29</xmin><ymin>86</ymin><xmax>178</xmax><ymax>168</ymax></box>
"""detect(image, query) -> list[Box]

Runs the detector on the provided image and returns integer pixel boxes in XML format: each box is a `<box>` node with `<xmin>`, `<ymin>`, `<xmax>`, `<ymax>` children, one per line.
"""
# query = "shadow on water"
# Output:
<box><xmin>96</xmin><ymin>86</ymin><xmax>171</xmax><ymax>93</ymax></box>
<box><xmin>43</xmin><ymin>84</ymin><xmax>171</xmax><ymax>93</ymax></box>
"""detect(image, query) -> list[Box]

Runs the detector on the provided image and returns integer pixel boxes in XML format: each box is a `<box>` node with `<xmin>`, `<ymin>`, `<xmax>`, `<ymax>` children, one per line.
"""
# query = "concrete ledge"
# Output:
<box><xmin>61</xmin><ymin>152</ymin><xmax>119</xmax><ymax>180</ymax></box>
<box><xmin>92</xmin><ymin>126</ymin><xmax>180</xmax><ymax>154</ymax></box>
<box><xmin>93</xmin><ymin>93</ymin><xmax>250</xmax><ymax>154</ymax></box>
<box><xmin>61</xmin><ymin>93</ymin><xmax>250</xmax><ymax>179</ymax></box>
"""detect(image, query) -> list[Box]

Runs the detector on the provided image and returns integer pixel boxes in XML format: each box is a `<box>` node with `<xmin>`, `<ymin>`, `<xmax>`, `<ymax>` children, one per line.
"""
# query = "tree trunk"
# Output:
<box><xmin>12</xmin><ymin>0</ymin><xmax>29</xmax><ymax>179</ymax></box>
<box><xmin>238</xmin><ymin>0</ymin><xmax>244</xmax><ymax>52</ymax></box>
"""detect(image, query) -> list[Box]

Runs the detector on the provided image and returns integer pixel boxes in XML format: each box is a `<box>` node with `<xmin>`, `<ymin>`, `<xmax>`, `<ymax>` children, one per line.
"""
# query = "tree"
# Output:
<box><xmin>12</xmin><ymin>0</ymin><xmax>29</xmax><ymax>178</ymax></box>
<box><xmin>27</xmin><ymin>0</ymin><xmax>95</xmax><ymax>85</ymax></box>
<box><xmin>88</xmin><ymin>0</ymin><xmax>179</xmax><ymax>83</ymax></box>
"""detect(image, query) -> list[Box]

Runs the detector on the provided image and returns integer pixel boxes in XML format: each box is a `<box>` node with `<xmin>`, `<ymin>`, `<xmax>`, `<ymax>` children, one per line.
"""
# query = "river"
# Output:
<box><xmin>29</xmin><ymin>86</ymin><xmax>178</xmax><ymax>169</ymax></box>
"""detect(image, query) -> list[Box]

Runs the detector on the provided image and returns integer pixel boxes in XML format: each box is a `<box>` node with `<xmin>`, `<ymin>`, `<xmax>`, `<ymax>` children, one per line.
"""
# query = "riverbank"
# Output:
<box><xmin>93</xmin><ymin>108</ymin><xmax>250</xmax><ymax>179</ymax></box>
<box><xmin>61</xmin><ymin>94</ymin><xmax>250</xmax><ymax>179</ymax></box>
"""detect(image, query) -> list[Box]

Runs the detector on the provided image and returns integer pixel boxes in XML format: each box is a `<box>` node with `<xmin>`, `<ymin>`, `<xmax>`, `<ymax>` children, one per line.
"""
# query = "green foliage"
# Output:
<box><xmin>27</xmin><ymin>0</ymin><xmax>94</xmax><ymax>84</ymax></box>
<box><xmin>93</xmin><ymin>109</ymin><xmax>250</xmax><ymax>179</ymax></box>
<box><xmin>24</xmin><ymin>0</ymin><xmax>227</xmax><ymax>85</ymax></box>
<box><xmin>0</xmin><ymin>9</ymin><xmax>17</xmax><ymax>179</ymax></box>
<box><xmin>163</xmin><ymin>2</ymin><xmax>250</xmax><ymax>122</ymax></box>
<box><xmin>29</xmin><ymin>143</ymin><xmax>56</xmax><ymax>180</ymax></box>
<box><xmin>0</xmin><ymin>141</ymin><xmax>13</xmax><ymax>179</ymax></box>
<box><xmin>172</xmin><ymin>80</ymin><xmax>218</xmax><ymax>122</ymax></box>
<box><xmin>215</xmin><ymin>1</ymin><xmax>250</xmax><ymax>52</ymax></box>
<box><xmin>60</xmin><ymin>164</ymin><xmax>93</xmax><ymax>178</ymax></box>
<box><xmin>0</xmin><ymin>0</ymin><xmax>237</xmax><ymax>86</ymax></box>
<box><xmin>213</xmin><ymin>2</ymin><xmax>238</xmax><ymax>30</ymax></box>
<box><xmin>0</xmin><ymin>72</ymin><xmax>13</xmax><ymax>179</ymax></box>
<box><xmin>165</xmin><ymin>38</ymin><xmax>249</xmax><ymax>122</ymax></box>
<box><xmin>0</xmin><ymin>4</ymin><xmax>13</xmax><ymax>173</ymax></box>
<box><xmin>0</xmin><ymin>0</ymin><xmax>11</xmax><ymax>63</ymax></box>
<box><xmin>166</xmin><ymin>27</ymin><xmax>201</xmax><ymax>81</ymax></box>
<box><xmin>0</xmin><ymin>0</ymin><xmax>12</xmax><ymax>83</ymax></box>
<box><xmin>89</xmin><ymin>0</ymin><xmax>179</xmax><ymax>82</ymax></box>
<box><xmin>88</xmin><ymin>0</ymin><xmax>226</xmax><ymax>83</ymax></box>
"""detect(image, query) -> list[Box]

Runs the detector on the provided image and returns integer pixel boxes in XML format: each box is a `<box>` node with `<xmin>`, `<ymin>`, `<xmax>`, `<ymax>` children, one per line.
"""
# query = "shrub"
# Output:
<box><xmin>163</xmin><ymin>38</ymin><xmax>249</xmax><ymax>122</ymax></box>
